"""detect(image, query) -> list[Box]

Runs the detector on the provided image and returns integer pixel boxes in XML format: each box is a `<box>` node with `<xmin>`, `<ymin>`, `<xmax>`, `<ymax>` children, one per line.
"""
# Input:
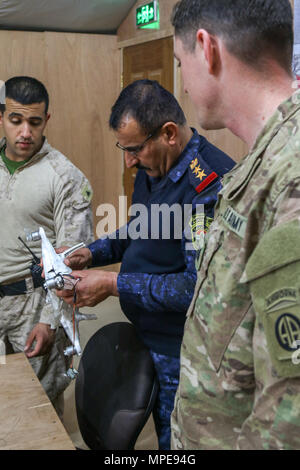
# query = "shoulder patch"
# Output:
<box><xmin>81</xmin><ymin>183</ymin><xmax>93</xmax><ymax>203</ymax></box>
<box><xmin>189</xmin><ymin>157</ymin><xmax>218</xmax><ymax>194</ymax></box>
<box><xmin>275</xmin><ymin>313</ymin><xmax>300</xmax><ymax>352</ymax></box>
<box><xmin>266</xmin><ymin>288</ymin><xmax>298</xmax><ymax>313</ymax></box>
<box><xmin>189</xmin><ymin>212</ymin><xmax>214</xmax><ymax>251</ymax></box>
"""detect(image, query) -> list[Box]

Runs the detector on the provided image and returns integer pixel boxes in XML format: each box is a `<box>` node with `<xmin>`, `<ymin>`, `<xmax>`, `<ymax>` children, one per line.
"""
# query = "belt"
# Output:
<box><xmin>0</xmin><ymin>277</ymin><xmax>42</xmax><ymax>298</ymax></box>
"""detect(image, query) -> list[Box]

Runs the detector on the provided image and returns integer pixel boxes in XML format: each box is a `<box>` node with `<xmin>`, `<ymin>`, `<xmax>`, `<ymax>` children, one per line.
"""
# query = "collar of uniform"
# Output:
<box><xmin>168</xmin><ymin>128</ymin><xmax>204</xmax><ymax>183</ymax></box>
<box><xmin>0</xmin><ymin>136</ymin><xmax>51</xmax><ymax>169</ymax></box>
<box><xmin>0</xmin><ymin>137</ymin><xmax>6</xmax><ymax>169</ymax></box>
<box><xmin>251</xmin><ymin>89</ymin><xmax>300</xmax><ymax>155</ymax></box>
<box><xmin>221</xmin><ymin>90</ymin><xmax>300</xmax><ymax>195</ymax></box>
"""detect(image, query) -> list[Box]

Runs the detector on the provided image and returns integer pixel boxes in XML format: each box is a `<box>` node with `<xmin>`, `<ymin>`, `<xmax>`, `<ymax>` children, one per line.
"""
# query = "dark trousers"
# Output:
<box><xmin>150</xmin><ymin>351</ymin><xmax>180</xmax><ymax>450</ymax></box>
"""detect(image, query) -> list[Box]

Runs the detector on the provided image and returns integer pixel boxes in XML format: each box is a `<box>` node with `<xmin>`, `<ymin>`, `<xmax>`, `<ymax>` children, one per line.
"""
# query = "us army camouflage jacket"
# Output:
<box><xmin>171</xmin><ymin>90</ymin><xmax>300</xmax><ymax>450</ymax></box>
<box><xmin>0</xmin><ymin>137</ymin><xmax>94</xmax><ymax>324</ymax></box>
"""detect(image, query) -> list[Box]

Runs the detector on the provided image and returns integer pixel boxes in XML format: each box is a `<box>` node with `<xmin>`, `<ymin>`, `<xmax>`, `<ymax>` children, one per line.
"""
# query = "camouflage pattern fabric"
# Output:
<box><xmin>0</xmin><ymin>137</ymin><xmax>94</xmax><ymax>287</ymax></box>
<box><xmin>171</xmin><ymin>90</ymin><xmax>300</xmax><ymax>450</ymax></box>
<box><xmin>0</xmin><ymin>137</ymin><xmax>94</xmax><ymax>405</ymax></box>
<box><xmin>0</xmin><ymin>278</ymin><xmax>72</xmax><ymax>415</ymax></box>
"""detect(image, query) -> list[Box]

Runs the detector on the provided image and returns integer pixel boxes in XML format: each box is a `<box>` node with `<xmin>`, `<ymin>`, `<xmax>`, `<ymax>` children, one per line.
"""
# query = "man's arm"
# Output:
<box><xmin>117</xmin><ymin>233</ymin><xmax>197</xmax><ymax>313</ymax></box>
<box><xmin>24</xmin><ymin>323</ymin><xmax>56</xmax><ymax>358</ymax></box>
<box><xmin>238</xmin><ymin>179</ymin><xmax>300</xmax><ymax>449</ymax></box>
<box><xmin>56</xmin><ymin>224</ymin><xmax>131</xmax><ymax>307</ymax></box>
<box><xmin>53</xmin><ymin>171</ymin><xmax>94</xmax><ymax>247</ymax></box>
<box><xmin>57</xmin><ymin>268</ymin><xmax>119</xmax><ymax>308</ymax></box>
<box><xmin>37</xmin><ymin>169</ymin><xmax>94</xmax><ymax>335</ymax></box>
<box><xmin>62</xmin><ymin>224</ymin><xmax>131</xmax><ymax>270</ymax></box>
<box><xmin>57</xmin><ymin>230</ymin><xmax>196</xmax><ymax>311</ymax></box>
<box><xmin>87</xmin><ymin>224</ymin><xmax>131</xmax><ymax>267</ymax></box>
<box><xmin>58</xmin><ymin>204</ymin><xmax>200</xmax><ymax>312</ymax></box>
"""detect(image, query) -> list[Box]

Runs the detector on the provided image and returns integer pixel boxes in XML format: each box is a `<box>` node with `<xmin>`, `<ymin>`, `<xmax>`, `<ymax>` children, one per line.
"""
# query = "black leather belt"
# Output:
<box><xmin>0</xmin><ymin>277</ymin><xmax>42</xmax><ymax>298</ymax></box>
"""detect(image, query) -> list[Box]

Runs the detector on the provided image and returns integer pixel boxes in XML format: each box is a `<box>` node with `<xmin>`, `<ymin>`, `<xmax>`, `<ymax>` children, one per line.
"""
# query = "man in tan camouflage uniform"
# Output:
<box><xmin>0</xmin><ymin>76</ymin><xmax>93</xmax><ymax>417</ymax></box>
<box><xmin>171</xmin><ymin>0</ymin><xmax>300</xmax><ymax>449</ymax></box>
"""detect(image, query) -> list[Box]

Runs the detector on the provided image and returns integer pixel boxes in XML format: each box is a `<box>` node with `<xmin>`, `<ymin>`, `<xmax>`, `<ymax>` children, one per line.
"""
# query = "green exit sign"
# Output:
<box><xmin>136</xmin><ymin>1</ymin><xmax>158</xmax><ymax>28</ymax></box>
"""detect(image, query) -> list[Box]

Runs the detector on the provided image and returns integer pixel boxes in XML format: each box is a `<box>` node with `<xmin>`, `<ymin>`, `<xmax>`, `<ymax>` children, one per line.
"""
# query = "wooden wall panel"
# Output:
<box><xmin>0</xmin><ymin>30</ymin><xmax>45</xmax><ymax>86</ymax></box>
<box><xmin>0</xmin><ymin>30</ymin><xmax>122</xmax><ymax>235</ymax></box>
<box><xmin>44</xmin><ymin>32</ymin><xmax>122</xmax><ymax>214</ymax></box>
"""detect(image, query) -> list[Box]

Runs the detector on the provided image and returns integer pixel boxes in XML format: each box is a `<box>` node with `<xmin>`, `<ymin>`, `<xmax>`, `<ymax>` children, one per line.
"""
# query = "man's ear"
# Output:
<box><xmin>196</xmin><ymin>29</ymin><xmax>220</xmax><ymax>75</ymax></box>
<box><xmin>43</xmin><ymin>113</ymin><xmax>51</xmax><ymax>130</ymax></box>
<box><xmin>162</xmin><ymin>121</ymin><xmax>178</xmax><ymax>146</ymax></box>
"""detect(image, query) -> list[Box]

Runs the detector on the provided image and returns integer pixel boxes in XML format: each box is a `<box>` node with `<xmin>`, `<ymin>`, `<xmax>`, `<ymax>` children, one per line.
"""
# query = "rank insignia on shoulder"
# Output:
<box><xmin>189</xmin><ymin>158</ymin><xmax>218</xmax><ymax>194</ymax></box>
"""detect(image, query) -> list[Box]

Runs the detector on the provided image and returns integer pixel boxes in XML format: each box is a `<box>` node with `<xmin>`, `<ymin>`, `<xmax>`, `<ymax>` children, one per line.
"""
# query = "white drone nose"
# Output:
<box><xmin>26</xmin><ymin>230</ymin><xmax>41</xmax><ymax>242</ymax></box>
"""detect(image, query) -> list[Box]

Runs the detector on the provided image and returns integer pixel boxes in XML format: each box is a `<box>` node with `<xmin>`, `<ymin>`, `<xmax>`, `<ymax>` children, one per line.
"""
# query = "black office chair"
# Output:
<box><xmin>75</xmin><ymin>322</ymin><xmax>159</xmax><ymax>450</ymax></box>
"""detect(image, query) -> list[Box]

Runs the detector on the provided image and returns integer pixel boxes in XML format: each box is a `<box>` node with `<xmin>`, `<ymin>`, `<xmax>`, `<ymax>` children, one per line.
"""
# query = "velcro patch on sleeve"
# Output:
<box><xmin>250</xmin><ymin>267</ymin><xmax>300</xmax><ymax>378</ymax></box>
<box><xmin>81</xmin><ymin>183</ymin><xmax>93</xmax><ymax>203</ymax></box>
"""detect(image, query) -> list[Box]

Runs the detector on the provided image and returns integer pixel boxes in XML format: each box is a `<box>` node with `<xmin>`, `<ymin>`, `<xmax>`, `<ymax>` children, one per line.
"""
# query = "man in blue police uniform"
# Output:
<box><xmin>57</xmin><ymin>80</ymin><xmax>235</xmax><ymax>449</ymax></box>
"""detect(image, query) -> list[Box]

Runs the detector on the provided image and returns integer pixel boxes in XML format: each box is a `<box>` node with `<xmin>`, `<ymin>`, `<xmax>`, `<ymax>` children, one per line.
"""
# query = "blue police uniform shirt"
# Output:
<box><xmin>88</xmin><ymin>129</ymin><xmax>235</xmax><ymax>357</ymax></box>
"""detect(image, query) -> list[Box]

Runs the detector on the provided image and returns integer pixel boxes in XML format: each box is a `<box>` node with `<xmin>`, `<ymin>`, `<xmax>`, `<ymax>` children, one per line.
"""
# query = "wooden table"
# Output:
<box><xmin>0</xmin><ymin>353</ymin><xmax>75</xmax><ymax>450</ymax></box>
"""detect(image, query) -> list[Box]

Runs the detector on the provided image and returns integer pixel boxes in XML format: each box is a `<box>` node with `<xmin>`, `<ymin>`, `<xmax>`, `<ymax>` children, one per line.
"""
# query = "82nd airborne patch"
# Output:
<box><xmin>275</xmin><ymin>313</ymin><xmax>300</xmax><ymax>352</ymax></box>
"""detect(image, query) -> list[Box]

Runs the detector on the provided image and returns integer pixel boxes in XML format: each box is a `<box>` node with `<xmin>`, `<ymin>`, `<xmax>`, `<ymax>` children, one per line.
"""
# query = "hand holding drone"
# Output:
<box><xmin>20</xmin><ymin>227</ymin><xmax>96</xmax><ymax>379</ymax></box>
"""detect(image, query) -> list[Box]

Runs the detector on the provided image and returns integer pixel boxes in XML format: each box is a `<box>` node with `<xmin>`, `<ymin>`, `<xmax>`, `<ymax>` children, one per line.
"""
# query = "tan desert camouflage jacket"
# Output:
<box><xmin>0</xmin><ymin>137</ymin><xmax>94</xmax><ymax>323</ymax></box>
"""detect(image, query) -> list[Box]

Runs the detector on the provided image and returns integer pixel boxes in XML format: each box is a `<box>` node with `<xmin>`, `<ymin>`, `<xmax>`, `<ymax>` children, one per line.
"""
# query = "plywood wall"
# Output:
<box><xmin>0</xmin><ymin>30</ymin><xmax>122</xmax><ymax>235</ymax></box>
<box><xmin>118</xmin><ymin>0</ymin><xmax>248</xmax><ymax>161</ymax></box>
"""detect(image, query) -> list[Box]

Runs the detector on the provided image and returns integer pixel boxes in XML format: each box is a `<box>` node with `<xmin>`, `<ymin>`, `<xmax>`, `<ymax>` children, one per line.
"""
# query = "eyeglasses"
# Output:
<box><xmin>116</xmin><ymin>125</ymin><xmax>162</xmax><ymax>157</ymax></box>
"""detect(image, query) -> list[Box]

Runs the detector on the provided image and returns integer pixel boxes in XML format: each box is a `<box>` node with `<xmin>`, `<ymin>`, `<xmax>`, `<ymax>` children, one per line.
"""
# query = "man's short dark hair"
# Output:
<box><xmin>171</xmin><ymin>0</ymin><xmax>294</xmax><ymax>73</ymax></box>
<box><xmin>109</xmin><ymin>79</ymin><xmax>186</xmax><ymax>134</ymax></box>
<box><xmin>0</xmin><ymin>76</ymin><xmax>49</xmax><ymax>114</ymax></box>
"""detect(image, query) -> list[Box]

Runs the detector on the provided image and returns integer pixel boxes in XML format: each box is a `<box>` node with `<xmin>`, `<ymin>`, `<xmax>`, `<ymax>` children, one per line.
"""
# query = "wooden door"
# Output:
<box><xmin>122</xmin><ymin>37</ymin><xmax>174</xmax><ymax>203</ymax></box>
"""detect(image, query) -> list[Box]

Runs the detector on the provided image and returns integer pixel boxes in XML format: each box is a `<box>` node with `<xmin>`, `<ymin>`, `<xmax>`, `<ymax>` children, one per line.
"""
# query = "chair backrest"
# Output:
<box><xmin>75</xmin><ymin>321</ymin><xmax>159</xmax><ymax>450</ymax></box>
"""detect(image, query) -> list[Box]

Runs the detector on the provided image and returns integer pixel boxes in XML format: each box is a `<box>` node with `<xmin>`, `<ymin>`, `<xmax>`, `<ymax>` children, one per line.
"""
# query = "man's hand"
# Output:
<box><xmin>40</xmin><ymin>246</ymin><xmax>92</xmax><ymax>277</ymax></box>
<box><xmin>58</xmin><ymin>246</ymin><xmax>93</xmax><ymax>270</ymax></box>
<box><xmin>56</xmin><ymin>269</ymin><xmax>119</xmax><ymax>308</ymax></box>
<box><xmin>24</xmin><ymin>323</ymin><xmax>56</xmax><ymax>358</ymax></box>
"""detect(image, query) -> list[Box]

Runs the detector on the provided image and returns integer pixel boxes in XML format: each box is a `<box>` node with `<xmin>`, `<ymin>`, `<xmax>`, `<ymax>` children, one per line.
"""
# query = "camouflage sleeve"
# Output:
<box><xmin>240</xmin><ymin>218</ymin><xmax>300</xmax><ymax>449</ymax></box>
<box><xmin>53</xmin><ymin>169</ymin><xmax>94</xmax><ymax>247</ymax></box>
<box><xmin>271</xmin><ymin>177</ymin><xmax>300</xmax><ymax>227</ymax></box>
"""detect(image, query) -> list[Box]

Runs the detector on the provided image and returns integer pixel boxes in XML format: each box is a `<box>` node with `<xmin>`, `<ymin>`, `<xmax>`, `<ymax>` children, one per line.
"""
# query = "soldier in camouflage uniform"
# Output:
<box><xmin>0</xmin><ymin>76</ymin><xmax>93</xmax><ymax>418</ymax></box>
<box><xmin>171</xmin><ymin>0</ymin><xmax>300</xmax><ymax>449</ymax></box>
